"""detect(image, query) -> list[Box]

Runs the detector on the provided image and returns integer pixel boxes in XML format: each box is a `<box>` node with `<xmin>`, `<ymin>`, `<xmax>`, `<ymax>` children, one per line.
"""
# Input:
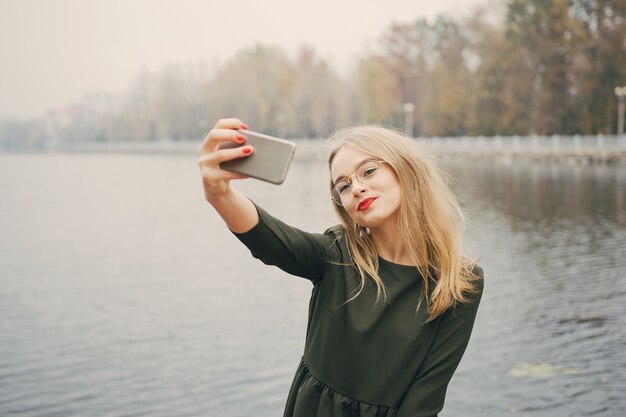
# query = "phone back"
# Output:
<box><xmin>219</xmin><ymin>130</ymin><xmax>296</xmax><ymax>184</ymax></box>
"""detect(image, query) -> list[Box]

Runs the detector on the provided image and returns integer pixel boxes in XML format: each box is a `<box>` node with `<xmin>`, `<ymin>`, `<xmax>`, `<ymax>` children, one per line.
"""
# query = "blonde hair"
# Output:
<box><xmin>327</xmin><ymin>125</ymin><xmax>480</xmax><ymax>321</ymax></box>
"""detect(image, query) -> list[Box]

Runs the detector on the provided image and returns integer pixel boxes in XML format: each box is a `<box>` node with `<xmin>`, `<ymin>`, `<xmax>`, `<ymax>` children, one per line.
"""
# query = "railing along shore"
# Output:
<box><xmin>413</xmin><ymin>134</ymin><xmax>626</xmax><ymax>165</ymax></box>
<box><xmin>9</xmin><ymin>134</ymin><xmax>626</xmax><ymax>165</ymax></box>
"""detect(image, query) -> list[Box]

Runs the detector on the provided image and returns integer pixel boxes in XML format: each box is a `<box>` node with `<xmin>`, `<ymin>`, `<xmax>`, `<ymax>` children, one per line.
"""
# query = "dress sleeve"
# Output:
<box><xmin>232</xmin><ymin>202</ymin><xmax>341</xmax><ymax>284</ymax></box>
<box><xmin>395</xmin><ymin>267</ymin><xmax>484</xmax><ymax>417</ymax></box>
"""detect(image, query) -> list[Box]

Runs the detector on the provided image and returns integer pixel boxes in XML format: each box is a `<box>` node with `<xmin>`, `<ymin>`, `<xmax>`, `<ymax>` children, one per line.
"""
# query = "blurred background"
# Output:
<box><xmin>2</xmin><ymin>0</ymin><xmax>626</xmax><ymax>145</ymax></box>
<box><xmin>1</xmin><ymin>1</ymin><xmax>625</xmax><ymax>416</ymax></box>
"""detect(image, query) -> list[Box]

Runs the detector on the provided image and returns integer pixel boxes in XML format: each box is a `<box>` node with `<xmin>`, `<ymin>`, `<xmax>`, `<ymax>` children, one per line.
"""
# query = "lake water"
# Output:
<box><xmin>1</xmin><ymin>150</ymin><xmax>625</xmax><ymax>417</ymax></box>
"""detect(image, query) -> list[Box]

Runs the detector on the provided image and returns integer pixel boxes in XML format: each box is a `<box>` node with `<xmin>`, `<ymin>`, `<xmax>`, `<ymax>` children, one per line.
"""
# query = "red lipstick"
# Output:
<box><xmin>358</xmin><ymin>197</ymin><xmax>377</xmax><ymax>211</ymax></box>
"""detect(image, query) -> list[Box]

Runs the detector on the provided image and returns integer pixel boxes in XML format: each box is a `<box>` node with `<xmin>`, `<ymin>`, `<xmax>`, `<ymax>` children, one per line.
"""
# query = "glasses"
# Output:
<box><xmin>331</xmin><ymin>160</ymin><xmax>387</xmax><ymax>206</ymax></box>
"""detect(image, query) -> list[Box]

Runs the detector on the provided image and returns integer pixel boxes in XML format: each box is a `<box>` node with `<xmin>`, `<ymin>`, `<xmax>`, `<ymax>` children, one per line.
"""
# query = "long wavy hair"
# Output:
<box><xmin>327</xmin><ymin>125</ymin><xmax>480</xmax><ymax>321</ymax></box>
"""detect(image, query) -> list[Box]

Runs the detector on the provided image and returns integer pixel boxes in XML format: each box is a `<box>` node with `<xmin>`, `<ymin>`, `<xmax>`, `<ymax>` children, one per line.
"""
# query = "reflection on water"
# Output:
<box><xmin>442</xmin><ymin>159</ymin><xmax>626</xmax><ymax>416</ymax></box>
<box><xmin>0</xmin><ymin>153</ymin><xmax>625</xmax><ymax>417</ymax></box>
<box><xmin>451</xmin><ymin>160</ymin><xmax>625</xmax><ymax>225</ymax></box>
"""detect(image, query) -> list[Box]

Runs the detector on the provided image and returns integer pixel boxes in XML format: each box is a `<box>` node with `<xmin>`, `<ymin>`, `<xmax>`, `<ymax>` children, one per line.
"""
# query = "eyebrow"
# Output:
<box><xmin>332</xmin><ymin>158</ymin><xmax>376</xmax><ymax>185</ymax></box>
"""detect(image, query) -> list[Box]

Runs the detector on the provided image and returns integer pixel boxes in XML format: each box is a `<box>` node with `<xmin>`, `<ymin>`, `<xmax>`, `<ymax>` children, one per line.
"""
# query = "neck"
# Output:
<box><xmin>370</xmin><ymin>222</ymin><xmax>414</xmax><ymax>266</ymax></box>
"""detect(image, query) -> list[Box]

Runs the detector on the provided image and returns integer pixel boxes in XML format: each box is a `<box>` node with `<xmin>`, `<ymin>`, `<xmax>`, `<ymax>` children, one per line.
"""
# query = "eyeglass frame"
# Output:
<box><xmin>331</xmin><ymin>159</ymin><xmax>388</xmax><ymax>206</ymax></box>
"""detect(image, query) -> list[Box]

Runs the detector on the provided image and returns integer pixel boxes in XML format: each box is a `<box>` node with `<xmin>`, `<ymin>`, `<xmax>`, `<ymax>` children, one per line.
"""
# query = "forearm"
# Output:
<box><xmin>208</xmin><ymin>187</ymin><xmax>259</xmax><ymax>233</ymax></box>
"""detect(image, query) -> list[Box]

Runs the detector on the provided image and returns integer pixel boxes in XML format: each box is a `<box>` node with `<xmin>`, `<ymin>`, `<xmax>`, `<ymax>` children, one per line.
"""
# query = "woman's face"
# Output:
<box><xmin>330</xmin><ymin>146</ymin><xmax>402</xmax><ymax>232</ymax></box>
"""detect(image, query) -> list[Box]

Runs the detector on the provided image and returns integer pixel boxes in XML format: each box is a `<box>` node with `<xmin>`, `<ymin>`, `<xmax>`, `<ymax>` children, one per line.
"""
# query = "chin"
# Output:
<box><xmin>356</xmin><ymin>215</ymin><xmax>385</xmax><ymax>229</ymax></box>
<box><xmin>358</xmin><ymin>209</ymin><xmax>399</xmax><ymax>230</ymax></box>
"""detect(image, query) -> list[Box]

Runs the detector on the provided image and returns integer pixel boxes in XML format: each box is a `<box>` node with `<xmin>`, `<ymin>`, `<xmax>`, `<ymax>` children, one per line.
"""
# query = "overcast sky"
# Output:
<box><xmin>0</xmin><ymin>0</ymin><xmax>488</xmax><ymax>119</ymax></box>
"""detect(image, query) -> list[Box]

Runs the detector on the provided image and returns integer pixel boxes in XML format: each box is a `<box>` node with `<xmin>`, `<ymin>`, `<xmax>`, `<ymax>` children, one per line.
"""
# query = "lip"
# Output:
<box><xmin>358</xmin><ymin>197</ymin><xmax>378</xmax><ymax>211</ymax></box>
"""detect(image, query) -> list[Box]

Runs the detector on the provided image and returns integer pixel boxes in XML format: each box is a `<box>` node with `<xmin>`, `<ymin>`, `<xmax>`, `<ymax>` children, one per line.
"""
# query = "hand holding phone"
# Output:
<box><xmin>218</xmin><ymin>130</ymin><xmax>296</xmax><ymax>185</ymax></box>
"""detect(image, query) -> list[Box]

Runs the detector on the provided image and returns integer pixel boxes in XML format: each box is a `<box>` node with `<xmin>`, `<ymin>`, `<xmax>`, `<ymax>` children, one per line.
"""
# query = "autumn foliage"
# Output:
<box><xmin>2</xmin><ymin>0</ymin><xmax>625</xmax><ymax>147</ymax></box>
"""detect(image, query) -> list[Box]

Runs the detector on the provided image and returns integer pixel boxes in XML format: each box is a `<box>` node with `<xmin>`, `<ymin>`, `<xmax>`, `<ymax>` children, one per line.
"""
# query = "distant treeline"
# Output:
<box><xmin>1</xmin><ymin>0</ymin><xmax>625</xmax><ymax>149</ymax></box>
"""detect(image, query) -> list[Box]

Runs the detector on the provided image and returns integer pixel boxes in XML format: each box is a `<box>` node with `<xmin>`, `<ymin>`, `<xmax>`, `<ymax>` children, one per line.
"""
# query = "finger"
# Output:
<box><xmin>199</xmin><ymin>165</ymin><xmax>248</xmax><ymax>181</ymax></box>
<box><xmin>214</xmin><ymin>118</ymin><xmax>248</xmax><ymax>130</ymax></box>
<box><xmin>198</xmin><ymin>145</ymin><xmax>254</xmax><ymax>166</ymax></box>
<box><xmin>198</xmin><ymin>129</ymin><xmax>246</xmax><ymax>154</ymax></box>
<box><xmin>222</xmin><ymin>171</ymin><xmax>250</xmax><ymax>180</ymax></box>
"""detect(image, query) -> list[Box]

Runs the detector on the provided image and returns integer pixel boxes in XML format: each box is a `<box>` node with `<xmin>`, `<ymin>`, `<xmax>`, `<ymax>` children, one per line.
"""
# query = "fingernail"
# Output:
<box><xmin>242</xmin><ymin>147</ymin><xmax>252</xmax><ymax>154</ymax></box>
<box><xmin>236</xmin><ymin>135</ymin><xmax>245</xmax><ymax>143</ymax></box>
<box><xmin>240</xmin><ymin>123</ymin><xmax>248</xmax><ymax>130</ymax></box>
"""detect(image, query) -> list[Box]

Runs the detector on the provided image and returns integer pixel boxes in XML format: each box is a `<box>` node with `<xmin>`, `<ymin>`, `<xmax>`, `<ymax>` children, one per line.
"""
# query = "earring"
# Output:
<box><xmin>357</xmin><ymin>225</ymin><xmax>370</xmax><ymax>238</ymax></box>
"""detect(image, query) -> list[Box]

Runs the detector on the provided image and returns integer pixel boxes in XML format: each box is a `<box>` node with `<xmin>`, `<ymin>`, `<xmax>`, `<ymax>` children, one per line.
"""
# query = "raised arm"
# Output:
<box><xmin>197</xmin><ymin>118</ymin><xmax>258</xmax><ymax>233</ymax></box>
<box><xmin>198</xmin><ymin>118</ymin><xmax>339</xmax><ymax>283</ymax></box>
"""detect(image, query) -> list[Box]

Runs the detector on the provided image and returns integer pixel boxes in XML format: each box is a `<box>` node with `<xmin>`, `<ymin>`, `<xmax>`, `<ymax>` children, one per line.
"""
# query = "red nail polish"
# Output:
<box><xmin>240</xmin><ymin>123</ymin><xmax>248</xmax><ymax>130</ymax></box>
<box><xmin>236</xmin><ymin>135</ymin><xmax>245</xmax><ymax>143</ymax></box>
<box><xmin>242</xmin><ymin>147</ymin><xmax>252</xmax><ymax>154</ymax></box>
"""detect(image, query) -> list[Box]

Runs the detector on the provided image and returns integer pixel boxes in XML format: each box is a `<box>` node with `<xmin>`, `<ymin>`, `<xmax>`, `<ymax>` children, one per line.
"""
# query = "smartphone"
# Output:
<box><xmin>218</xmin><ymin>130</ymin><xmax>296</xmax><ymax>185</ymax></box>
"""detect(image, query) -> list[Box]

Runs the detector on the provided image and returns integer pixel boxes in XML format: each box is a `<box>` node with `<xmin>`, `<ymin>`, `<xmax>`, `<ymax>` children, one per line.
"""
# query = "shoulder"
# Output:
<box><xmin>465</xmin><ymin>263</ymin><xmax>484</xmax><ymax>308</ymax></box>
<box><xmin>466</xmin><ymin>261</ymin><xmax>482</xmax><ymax>277</ymax></box>
<box><xmin>323</xmin><ymin>224</ymin><xmax>345</xmax><ymax>240</ymax></box>
<box><xmin>470</xmin><ymin>264</ymin><xmax>484</xmax><ymax>289</ymax></box>
<box><xmin>322</xmin><ymin>224</ymin><xmax>346</xmax><ymax>255</ymax></box>
<box><xmin>451</xmin><ymin>263</ymin><xmax>484</xmax><ymax>316</ymax></box>
<box><xmin>472</xmin><ymin>264</ymin><xmax>485</xmax><ymax>294</ymax></box>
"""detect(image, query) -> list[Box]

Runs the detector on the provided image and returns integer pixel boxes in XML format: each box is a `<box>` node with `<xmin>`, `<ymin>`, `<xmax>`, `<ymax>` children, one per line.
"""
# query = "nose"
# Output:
<box><xmin>351</xmin><ymin>179</ymin><xmax>367</xmax><ymax>196</ymax></box>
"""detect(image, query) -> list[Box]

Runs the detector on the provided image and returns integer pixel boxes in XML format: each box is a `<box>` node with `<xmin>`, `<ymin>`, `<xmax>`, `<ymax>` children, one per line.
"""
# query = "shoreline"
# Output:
<box><xmin>2</xmin><ymin>138</ymin><xmax>626</xmax><ymax>166</ymax></box>
<box><xmin>424</xmin><ymin>149</ymin><xmax>626</xmax><ymax>166</ymax></box>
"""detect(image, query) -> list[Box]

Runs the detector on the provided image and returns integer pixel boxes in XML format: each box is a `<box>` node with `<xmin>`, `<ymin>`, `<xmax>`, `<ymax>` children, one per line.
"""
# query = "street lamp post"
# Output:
<box><xmin>615</xmin><ymin>86</ymin><xmax>626</xmax><ymax>135</ymax></box>
<box><xmin>276</xmin><ymin>113</ymin><xmax>286</xmax><ymax>138</ymax></box>
<box><xmin>402</xmin><ymin>102</ymin><xmax>415</xmax><ymax>137</ymax></box>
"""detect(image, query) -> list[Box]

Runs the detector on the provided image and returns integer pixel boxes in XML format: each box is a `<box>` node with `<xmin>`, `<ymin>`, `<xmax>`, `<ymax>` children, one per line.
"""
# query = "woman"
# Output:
<box><xmin>198</xmin><ymin>118</ymin><xmax>483</xmax><ymax>417</ymax></box>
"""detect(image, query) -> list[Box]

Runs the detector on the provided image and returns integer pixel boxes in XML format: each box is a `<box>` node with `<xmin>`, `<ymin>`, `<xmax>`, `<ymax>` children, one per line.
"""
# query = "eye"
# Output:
<box><xmin>361</xmin><ymin>165</ymin><xmax>379</xmax><ymax>177</ymax></box>
<box><xmin>336</xmin><ymin>181</ymin><xmax>351</xmax><ymax>194</ymax></box>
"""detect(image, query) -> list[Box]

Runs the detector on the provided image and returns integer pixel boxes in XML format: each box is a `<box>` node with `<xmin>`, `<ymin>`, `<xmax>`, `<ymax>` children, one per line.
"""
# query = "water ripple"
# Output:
<box><xmin>1</xmin><ymin>154</ymin><xmax>625</xmax><ymax>416</ymax></box>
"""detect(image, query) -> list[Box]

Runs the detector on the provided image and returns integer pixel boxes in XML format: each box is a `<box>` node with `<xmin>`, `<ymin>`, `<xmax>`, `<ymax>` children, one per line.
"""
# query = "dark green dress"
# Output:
<box><xmin>234</xmin><ymin>204</ymin><xmax>483</xmax><ymax>417</ymax></box>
